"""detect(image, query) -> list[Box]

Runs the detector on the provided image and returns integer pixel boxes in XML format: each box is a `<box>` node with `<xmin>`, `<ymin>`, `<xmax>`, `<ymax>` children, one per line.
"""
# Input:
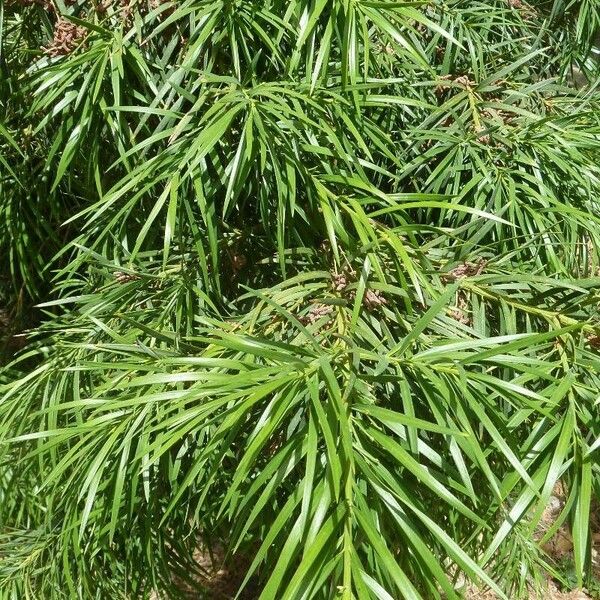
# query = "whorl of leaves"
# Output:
<box><xmin>0</xmin><ymin>0</ymin><xmax>599</xmax><ymax>598</ymax></box>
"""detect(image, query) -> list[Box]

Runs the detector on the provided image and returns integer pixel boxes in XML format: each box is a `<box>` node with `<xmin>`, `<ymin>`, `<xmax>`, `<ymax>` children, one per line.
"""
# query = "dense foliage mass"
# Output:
<box><xmin>1</xmin><ymin>0</ymin><xmax>600</xmax><ymax>598</ymax></box>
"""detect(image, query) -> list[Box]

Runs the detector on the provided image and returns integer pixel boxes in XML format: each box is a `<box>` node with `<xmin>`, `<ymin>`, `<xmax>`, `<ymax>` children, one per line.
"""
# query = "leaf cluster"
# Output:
<box><xmin>0</xmin><ymin>0</ymin><xmax>599</xmax><ymax>598</ymax></box>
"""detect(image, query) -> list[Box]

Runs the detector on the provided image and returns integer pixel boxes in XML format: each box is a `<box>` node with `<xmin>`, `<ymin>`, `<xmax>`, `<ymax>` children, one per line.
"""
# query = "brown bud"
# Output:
<box><xmin>43</xmin><ymin>18</ymin><xmax>87</xmax><ymax>57</ymax></box>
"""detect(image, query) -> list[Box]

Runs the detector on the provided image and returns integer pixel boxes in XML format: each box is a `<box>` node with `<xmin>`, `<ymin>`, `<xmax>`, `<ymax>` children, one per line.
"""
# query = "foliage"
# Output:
<box><xmin>1</xmin><ymin>0</ymin><xmax>600</xmax><ymax>598</ymax></box>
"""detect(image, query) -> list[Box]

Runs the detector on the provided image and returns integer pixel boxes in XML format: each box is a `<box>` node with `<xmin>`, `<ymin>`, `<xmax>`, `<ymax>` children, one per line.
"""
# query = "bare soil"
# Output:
<box><xmin>162</xmin><ymin>484</ymin><xmax>599</xmax><ymax>599</ymax></box>
<box><xmin>466</xmin><ymin>484</ymin><xmax>600</xmax><ymax>600</ymax></box>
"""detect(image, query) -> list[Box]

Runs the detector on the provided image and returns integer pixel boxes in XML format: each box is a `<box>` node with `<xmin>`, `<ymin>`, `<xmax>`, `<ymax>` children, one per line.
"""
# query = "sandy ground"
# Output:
<box><xmin>464</xmin><ymin>584</ymin><xmax>591</xmax><ymax>600</ymax></box>
<box><xmin>466</xmin><ymin>484</ymin><xmax>600</xmax><ymax>600</ymax></box>
<box><xmin>154</xmin><ymin>483</ymin><xmax>599</xmax><ymax>599</ymax></box>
